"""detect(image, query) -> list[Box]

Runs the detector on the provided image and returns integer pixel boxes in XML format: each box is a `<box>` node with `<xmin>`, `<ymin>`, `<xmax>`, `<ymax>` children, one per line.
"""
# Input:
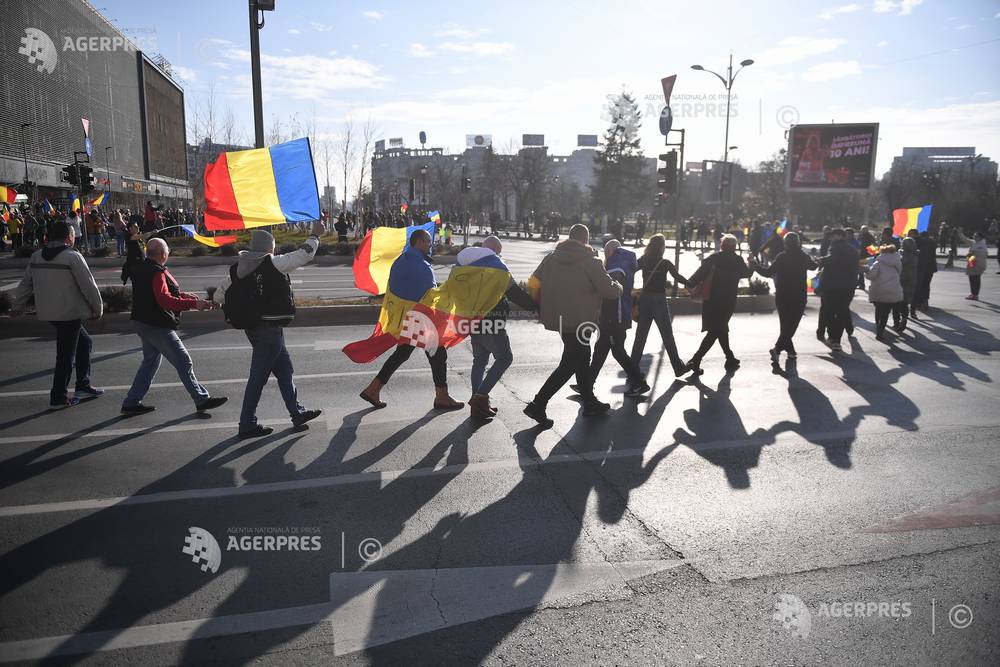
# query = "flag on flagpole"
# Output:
<box><xmin>89</xmin><ymin>192</ymin><xmax>107</xmax><ymax>206</ymax></box>
<box><xmin>776</xmin><ymin>218</ymin><xmax>789</xmax><ymax>237</ymax></box>
<box><xmin>0</xmin><ymin>185</ymin><xmax>17</xmax><ymax>204</ymax></box>
<box><xmin>428</xmin><ymin>210</ymin><xmax>441</xmax><ymax>225</ymax></box>
<box><xmin>71</xmin><ymin>196</ymin><xmax>81</xmax><ymax>212</ymax></box>
<box><xmin>204</xmin><ymin>137</ymin><xmax>321</xmax><ymax>230</ymax></box>
<box><xmin>891</xmin><ymin>204</ymin><xmax>932</xmax><ymax>237</ymax></box>
<box><xmin>353</xmin><ymin>221</ymin><xmax>436</xmax><ymax>295</ymax></box>
<box><xmin>180</xmin><ymin>224</ymin><xmax>237</xmax><ymax>248</ymax></box>
<box><xmin>42</xmin><ymin>198</ymin><xmax>57</xmax><ymax>215</ymax></box>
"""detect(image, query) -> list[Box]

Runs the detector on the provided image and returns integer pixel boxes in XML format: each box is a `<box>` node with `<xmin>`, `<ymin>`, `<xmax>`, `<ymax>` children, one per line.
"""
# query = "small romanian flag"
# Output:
<box><xmin>204</xmin><ymin>137</ymin><xmax>321</xmax><ymax>231</ymax></box>
<box><xmin>353</xmin><ymin>221</ymin><xmax>436</xmax><ymax>295</ymax></box>
<box><xmin>71</xmin><ymin>196</ymin><xmax>81</xmax><ymax>212</ymax></box>
<box><xmin>891</xmin><ymin>204</ymin><xmax>932</xmax><ymax>237</ymax></box>
<box><xmin>428</xmin><ymin>210</ymin><xmax>441</xmax><ymax>225</ymax></box>
<box><xmin>89</xmin><ymin>192</ymin><xmax>107</xmax><ymax>206</ymax></box>
<box><xmin>400</xmin><ymin>203</ymin><xmax>409</xmax><ymax>215</ymax></box>
<box><xmin>866</xmin><ymin>244</ymin><xmax>880</xmax><ymax>256</ymax></box>
<box><xmin>0</xmin><ymin>186</ymin><xmax>16</xmax><ymax>204</ymax></box>
<box><xmin>776</xmin><ymin>219</ymin><xmax>789</xmax><ymax>237</ymax></box>
<box><xmin>180</xmin><ymin>224</ymin><xmax>236</xmax><ymax>248</ymax></box>
<box><xmin>42</xmin><ymin>198</ymin><xmax>57</xmax><ymax>215</ymax></box>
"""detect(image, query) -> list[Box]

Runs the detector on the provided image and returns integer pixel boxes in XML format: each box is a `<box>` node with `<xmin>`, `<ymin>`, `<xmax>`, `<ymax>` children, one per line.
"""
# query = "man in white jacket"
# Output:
<box><xmin>12</xmin><ymin>219</ymin><xmax>105</xmax><ymax>409</ymax></box>
<box><xmin>215</xmin><ymin>223</ymin><xmax>325</xmax><ymax>438</ymax></box>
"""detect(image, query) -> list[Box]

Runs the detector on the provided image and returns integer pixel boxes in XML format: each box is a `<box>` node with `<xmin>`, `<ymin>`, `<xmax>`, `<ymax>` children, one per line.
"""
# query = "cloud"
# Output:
<box><xmin>287</xmin><ymin>28</ymin><xmax>302</xmax><ymax>35</ymax></box>
<box><xmin>819</xmin><ymin>4</ymin><xmax>861</xmax><ymax>20</ymax></box>
<box><xmin>440</xmin><ymin>41</ymin><xmax>514</xmax><ymax>57</ymax></box>
<box><xmin>219</xmin><ymin>49</ymin><xmax>389</xmax><ymax>99</ymax></box>
<box><xmin>172</xmin><ymin>65</ymin><xmax>198</xmax><ymax>82</ymax></box>
<box><xmin>363</xmin><ymin>10</ymin><xmax>384</xmax><ymax>21</ymax></box>
<box><xmin>956</xmin><ymin>24</ymin><xmax>971</xmax><ymax>30</ymax></box>
<box><xmin>756</xmin><ymin>37</ymin><xmax>846</xmax><ymax>66</ymax></box>
<box><xmin>435</xmin><ymin>26</ymin><xmax>487</xmax><ymax>39</ymax></box>
<box><xmin>803</xmin><ymin>60</ymin><xmax>863</xmax><ymax>81</ymax></box>
<box><xmin>310</xmin><ymin>21</ymin><xmax>334</xmax><ymax>32</ymax></box>
<box><xmin>876</xmin><ymin>40</ymin><xmax>889</xmax><ymax>47</ymax></box>
<box><xmin>409</xmin><ymin>43</ymin><xmax>432</xmax><ymax>58</ymax></box>
<box><xmin>872</xmin><ymin>0</ymin><xmax>923</xmax><ymax>15</ymax></box>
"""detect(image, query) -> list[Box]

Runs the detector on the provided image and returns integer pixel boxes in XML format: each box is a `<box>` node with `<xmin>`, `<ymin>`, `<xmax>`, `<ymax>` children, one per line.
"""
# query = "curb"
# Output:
<box><xmin>0</xmin><ymin>254</ymin><xmax>461</xmax><ymax>269</ymax></box>
<box><xmin>0</xmin><ymin>295</ymin><xmax>774</xmax><ymax>339</ymax></box>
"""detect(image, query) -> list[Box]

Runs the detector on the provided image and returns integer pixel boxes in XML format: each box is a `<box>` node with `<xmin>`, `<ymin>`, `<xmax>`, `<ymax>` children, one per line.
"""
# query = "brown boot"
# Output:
<box><xmin>469</xmin><ymin>393</ymin><xmax>494</xmax><ymax>420</ymax></box>
<box><xmin>468</xmin><ymin>394</ymin><xmax>499</xmax><ymax>415</ymax></box>
<box><xmin>359</xmin><ymin>378</ymin><xmax>386</xmax><ymax>409</ymax></box>
<box><xmin>433</xmin><ymin>386</ymin><xmax>464</xmax><ymax>411</ymax></box>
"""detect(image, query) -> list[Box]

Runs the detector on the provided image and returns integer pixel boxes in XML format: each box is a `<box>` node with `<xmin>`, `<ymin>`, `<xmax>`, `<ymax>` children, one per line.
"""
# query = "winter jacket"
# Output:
<box><xmin>530</xmin><ymin>239</ymin><xmax>622</xmax><ymax>332</ymax></box>
<box><xmin>753</xmin><ymin>248</ymin><xmax>816</xmax><ymax>299</ymax></box>
<box><xmin>215</xmin><ymin>236</ymin><xmax>319</xmax><ymax>305</ymax></box>
<box><xmin>12</xmin><ymin>244</ymin><xmax>103</xmax><ymax>322</ymax></box>
<box><xmin>689</xmin><ymin>250</ymin><xmax>751</xmax><ymax>334</ymax></box>
<box><xmin>130</xmin><ymin>258</ymin><xmax>199</xmax><ymax>329</ymax></box>
<box><xmin>600</xmin><ymin>247</ymin><xmax>638</xmax><ymax>329</ymax></box>
<box><xmin>817</xmin><ymin>240</ymin><xmax>860</xmax><ymax>292</ymax></box>
<box><xmin>899</xmin><ymin>238</ymin><xmax>919</xmax><ymax>303</ymax></box>
<box><xmin>866</xmin><ymin>251</ymin><xmax>904</xmax><ymax>304</ymax></box>
<box><xmin>967</xmin><ymin>239</ymin><xmax>988</xmax><ymax>276</ymax></box>
<box><xmin>456</xmin><ymin>246</ymin><xmax>536</xmax><ymax>327</ymax></box>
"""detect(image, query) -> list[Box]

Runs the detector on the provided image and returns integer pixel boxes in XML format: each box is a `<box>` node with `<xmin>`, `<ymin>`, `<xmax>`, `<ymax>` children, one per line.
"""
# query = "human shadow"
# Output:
<box><xmin>672</xmin><ymin>371</ymin><xmax>774</xmax><ymax>489</ymax></box>
<box><xmin>824</xmin><ymin>337</ymin><xmax>921</xmax><ymax>432</ymax></box>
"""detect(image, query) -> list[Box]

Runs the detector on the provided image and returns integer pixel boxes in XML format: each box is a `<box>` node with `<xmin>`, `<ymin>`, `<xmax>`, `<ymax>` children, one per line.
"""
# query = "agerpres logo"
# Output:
<box><xmin>181</xmin><ymin>526</ymin><xmax>323</xmax><ymax>574</ymax></box>
<box><xmin>182</xmin><ymin>526</ymin><xmax>222</xmax><ymax>574</ymax></box>
<box><xmin>18</xmin><ymin>28</ymin><xmax>58</xmax><ymax>74</ymax></box>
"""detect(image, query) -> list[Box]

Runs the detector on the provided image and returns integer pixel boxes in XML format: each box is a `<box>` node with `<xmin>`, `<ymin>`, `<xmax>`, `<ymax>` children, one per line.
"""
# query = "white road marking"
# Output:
<box><xmin>1</xmin><ymin>280</ymin><xmax>20</xmax><ymax>292</ymax></box>
<box><xmin>0</xmin><ymin>560</ymin><xmax>682</xmax><ymax>662</ymax></box>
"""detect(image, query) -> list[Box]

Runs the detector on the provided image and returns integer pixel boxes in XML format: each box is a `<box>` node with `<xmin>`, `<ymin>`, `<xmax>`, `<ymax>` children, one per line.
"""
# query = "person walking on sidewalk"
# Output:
<box><xmin>580</xmin><ymin>240</ymin><xmax>648</xmax><ymax>397</ymax></box>
<box><xmin>358</xmin><ymin>229</ymin><xmax>465</xmax><ymax>412</ymax></box>
<box><xmin>216</xmin><ymin>223</ymin><xmax>325</xmax><ymax>439</ymax></box>
<box><xmin>629</xmin><ymin>233</ymin><xmax>690</xmax><ymax>378</ymax></box>
<box><xmin>866</xmin><ymin>245</ymin><xmax>904</xmax><ymax>342</ymax></box>
<box><xmin>815</xmin><ymin>228</ymin><xmax>860</xmax><ymax>352</ymax></box>
<box><xmin>459</xmin><ymin>237</ymin><xmax>537</xmax><ymax>420</ymax></box>
<box><xmin>966</xmin><ymin>232</ymin><xmax>988</xmax><ymax>301</ymax></box>
<box><xmin>750</xmin><ymin>231</ymin><xmax>816</xmax><ymax>362</ymax></box>
<box><xmin>120</xmin><ymin>238</ymin><xmax>227</xmax><ymax>415</ymax></box>
<box><xmin>683</xmin><ymin>234</ymin><xmax>752</xmax><ymax>375</ymax></box>
<box><xmin>897</xmin><ymin>236</ymin><xmax>919</xmax><ymax>328</ymax></box>
<box><xmin>10</xmin><ymin>219</ymin><xmax>105</xmax><ymax>409</ymax></box>
<box><xmin>523</xmin><ymin>224</ymin><xmax>623</xmax><ymax>425</ymax></box>
<box><xmin>913</xmin><ymin>230</ymin><xmax>937</xmax><ymax>312</ymax></box>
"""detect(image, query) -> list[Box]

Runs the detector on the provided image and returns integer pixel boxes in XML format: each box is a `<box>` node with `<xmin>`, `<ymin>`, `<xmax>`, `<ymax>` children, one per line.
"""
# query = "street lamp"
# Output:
<box><xmin>420</xmin><ymin>164</ymin><xmax>428</xmax><ymax>205</ymax></box>
<box><xmin>691</xmin><ymin>54</ymin><xmax>753</xmax><ymax>223</ymax></box>
<box><xmin>19</xmin><ymin>122</ymin><xmax>32</xmax><ymax>187</ymax></box>
<box><xmin>104</xmin><ymin>146</ymin><xmax>112</xmax><ymax>195</ymax></box>
<box><xmin>249</xmin><ymin>0</ymin><xmax>276</xmax><ymax>148</ymax></box>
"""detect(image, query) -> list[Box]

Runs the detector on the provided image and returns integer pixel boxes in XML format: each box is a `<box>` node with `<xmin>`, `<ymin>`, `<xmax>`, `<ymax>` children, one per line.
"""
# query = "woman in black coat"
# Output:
<box><xmin>684</xmin><ymin>234</ymin><xmax>752</xmax><ymax>374</ymax></box>
<box><xmin>751</xmin><ymin>232</ymin><xmax>816</xmax><ymax>362</ymax></box>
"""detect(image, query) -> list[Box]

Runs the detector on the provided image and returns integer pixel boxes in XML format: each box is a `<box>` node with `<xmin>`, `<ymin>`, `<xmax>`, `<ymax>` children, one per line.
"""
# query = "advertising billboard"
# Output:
<box><xmin>786</xmin><ymin>123</ymin><xmax>879</xmax><ymax>192</ymax></box>
<box><xmin>577</xmin><ymin>134</ymin><xmax>599</xmax><ymax>147</ymax></box>
<box><xmin>522</xmin><ymin>134</ymin><xmax>545</xmax><ymax>147</ymax></box>
<box><xmin>466</xmin><ymin>134</ymin><xmax>492</xmax><ymax>148</ymax></box>
<box><xmin>141</xmin><ymin>56</ymin><xmax>187</xmax><ymax>182</ymax></box>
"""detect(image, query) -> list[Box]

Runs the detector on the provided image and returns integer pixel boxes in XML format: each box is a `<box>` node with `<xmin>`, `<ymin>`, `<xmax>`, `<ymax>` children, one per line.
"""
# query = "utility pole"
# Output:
<box><xmin>249</xmin><ymin>0</ymin><xmax>275</xmax><ymax>148</ymax></box>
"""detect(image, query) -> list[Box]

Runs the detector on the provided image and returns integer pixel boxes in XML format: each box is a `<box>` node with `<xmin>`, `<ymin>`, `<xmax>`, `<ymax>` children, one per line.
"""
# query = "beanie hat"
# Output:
<box><xmin>250</xmin><ymin>229</ymin><xmax>274</xmax><ymax>253</ymax></box>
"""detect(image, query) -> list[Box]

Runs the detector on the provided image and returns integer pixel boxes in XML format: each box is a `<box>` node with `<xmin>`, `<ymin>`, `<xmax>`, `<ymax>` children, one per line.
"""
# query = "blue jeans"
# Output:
<box><xmin>630</xmin><ymin>291</ymin><xmax>684</xmax><ymax>374</ymax></box>
<box><xmin>124</xmin><ymin>321</ymin><xmax>210</xmax><ymax>406</ymax></box>
<box><xmin>240</xmin><ymin>324</ymin><xmax>303</xmax><ymax>430</ymax></box>
<box><xmin>116</xmin><ymin>231</ymin><xmax>127</xmax><ymax>256</ymax></box>
<box><xmin>470</xmin><ymin>329</ymin><xmax>513</xmax><ymax>395</ymax></box>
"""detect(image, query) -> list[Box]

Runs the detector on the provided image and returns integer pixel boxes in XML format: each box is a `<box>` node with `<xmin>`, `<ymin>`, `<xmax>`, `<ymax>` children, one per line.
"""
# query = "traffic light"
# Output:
<box><xmin>408</xmin><ymin>178</ymin><xmax>416</xmax><ymax>202</ymax></box>
<box><xmin>78</xmin><ymin>165</ymin><xmax>95</xmax><ymax>194</ymax></box>
<box><xmin>462</xmin><ymin>177</ymin><xmax>472</xmax><ymax>192</ymax></box>
<box><xmin>657</xmin><ymin>151</ymin><xmax>677</xmax><ymax>195</ymax></box>
<box><xmin>62</xmin><ymin>164</ymin><xmax>78</xmax><ymax>185</ymax></box>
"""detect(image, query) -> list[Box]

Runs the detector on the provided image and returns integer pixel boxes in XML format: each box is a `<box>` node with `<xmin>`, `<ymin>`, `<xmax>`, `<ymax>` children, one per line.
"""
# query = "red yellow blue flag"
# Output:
<box><xmin>891</xmin><ymin>204</ymin><xmax>932</xmax><ymax>237</ymax></box>
<box><xmin>180</xmin><ymin>224</ymin><xmax>237</xmax><ymax>248</ymax></box>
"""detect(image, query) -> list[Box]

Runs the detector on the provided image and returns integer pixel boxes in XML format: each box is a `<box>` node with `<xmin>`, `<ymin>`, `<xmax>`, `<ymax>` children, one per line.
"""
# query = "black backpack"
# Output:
<box><xmin>222</xmin><ymin>257</ymin><xmax>295</xmax><ymax>329</ymax></box>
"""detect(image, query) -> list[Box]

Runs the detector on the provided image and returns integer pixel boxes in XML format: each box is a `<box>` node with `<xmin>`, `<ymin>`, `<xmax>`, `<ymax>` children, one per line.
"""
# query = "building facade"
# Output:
<box><xmin>891</xmin><ymin>147</ymin><xmax>998</xmax><ymax>179</ymax></box>
<box><xmin>1</xmin><ymin>0</ymin><xmax>192</xmax><ymax>211</ymax></box>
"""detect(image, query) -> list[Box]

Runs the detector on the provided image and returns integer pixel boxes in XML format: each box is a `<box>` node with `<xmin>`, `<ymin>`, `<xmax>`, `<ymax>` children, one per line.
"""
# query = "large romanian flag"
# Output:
<box><xmin>343</xmin><ymin>249</ymin><xmax>512</xmax><ymax>364</ymax></box>
<box><xmin>204</xmin><ymin>137</ymin><xmax>321</xmax><ymax>231</ymax></box>
<box><xmin>353</xmin><ymin>221</ymin><xmax>436</xmax><ymax>295</ymax></box>
<box><xmin>180</xmin><ymin>224</ymin><xmax>237</xmax><ymax>248</ymax></box>
<box><xmin>892</xmin><ymin>204</ymin><xmax>932</xmax><ymax>237</ymax></box>
<box><xmin>0</xmin><ymin>186</ymin><xmax>16</xmax><ymax>204</ymax></box>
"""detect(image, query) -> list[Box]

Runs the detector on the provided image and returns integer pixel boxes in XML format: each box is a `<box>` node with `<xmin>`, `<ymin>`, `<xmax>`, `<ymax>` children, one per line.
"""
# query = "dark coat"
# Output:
<box><xmin>817</xmin><ymin>240</ymin><xmax>860</xmax><ymax>292</ymax></box>
<box><xmin>689</xmin><ymin>250</ymin><xmax>751</xmax><ymax>334</ymax></box>
<box><xmin>754</xmin><ymin>248</ymin><xmax>817</xmax><ymax>300</ymax></box>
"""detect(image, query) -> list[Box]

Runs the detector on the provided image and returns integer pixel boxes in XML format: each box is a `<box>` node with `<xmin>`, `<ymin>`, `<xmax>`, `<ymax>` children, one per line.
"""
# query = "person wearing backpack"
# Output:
<box><xmin>215</xmin><ymin>222</ymin><xmax>325</xmax><ymax>439</ymax></box>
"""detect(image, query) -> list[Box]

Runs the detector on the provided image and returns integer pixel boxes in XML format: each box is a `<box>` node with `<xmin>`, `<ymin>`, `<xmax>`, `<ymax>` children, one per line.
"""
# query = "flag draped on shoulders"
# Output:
<box><xmin>343</xmin><ymin>247</ymin><xmax>512</xmax><ymax>363</ymax></box>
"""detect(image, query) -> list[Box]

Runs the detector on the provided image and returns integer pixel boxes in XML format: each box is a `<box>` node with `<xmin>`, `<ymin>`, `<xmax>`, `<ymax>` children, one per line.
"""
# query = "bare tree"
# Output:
<box><xmin>266</xmin><ymin>114</ymin><xmax>285</xmax><ymax>146</ymax></box>
<box><xmin>319</xmin><ymin>136</ymin><xmax>335</xmax><ymax>213</ymax></box>
<box><xmin>337</xmin><ymin>116</ymin><xmax>356</xmax><ymax>212</ymax></box>
<box><xmin>355</xmin><ymin>116</ymin><xmax>379</xmax><ymax>213</ymax></box>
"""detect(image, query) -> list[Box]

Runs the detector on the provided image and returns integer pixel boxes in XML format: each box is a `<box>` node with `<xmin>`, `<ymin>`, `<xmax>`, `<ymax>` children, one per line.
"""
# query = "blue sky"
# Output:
<box><xmin>97</xmin><ymin>0</ymin><xmax>1000</xmax><ymax>179</ymax></box>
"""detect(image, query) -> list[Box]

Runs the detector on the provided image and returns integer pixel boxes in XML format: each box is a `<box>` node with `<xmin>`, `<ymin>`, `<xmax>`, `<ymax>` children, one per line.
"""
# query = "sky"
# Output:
<box><xmin>94</xmin><ymin>0</ymin><xmax>1000</xmax><ymax>177</ymax></box>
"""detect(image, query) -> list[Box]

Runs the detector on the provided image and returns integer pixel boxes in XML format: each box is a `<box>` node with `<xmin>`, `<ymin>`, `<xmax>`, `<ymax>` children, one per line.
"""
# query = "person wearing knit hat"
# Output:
<box><xmin>215</xmin><ymin>220</ymin><xmax>327</xmax><ymax>438</ymax></box>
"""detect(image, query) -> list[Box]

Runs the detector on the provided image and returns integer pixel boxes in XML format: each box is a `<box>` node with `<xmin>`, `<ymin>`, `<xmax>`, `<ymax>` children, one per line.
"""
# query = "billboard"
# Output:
<box><xmin>374</xmin><ymin>139</ymin><xmax>385</xmax><ymax>153</ymax></box>
<box><xmin>577</xmin><ymin>134</ymin><xmax>599</xmax><ymax>147</ymax></box>
<box><xmin>141</xmin><ymin>56</ymin><xmax>187</xmax><ymax>182</ymax></box>
<box><xmin>522</xmin><ymin>133</ymin><xmax>545</xmax><ymax>147</ymax></box>
<box><xmin>786</xmin><ymin>123</ymin><xmax>879</xmax><ymax>192</ymax></box>
<box><xmin>466</xmin><ymin>134</ymin><xmax>492</xmax><ymax>148</ymax></box>
<box><xmin>388</xmin><ymin>137</ymin><xmax>404</xmax><ymax>148</ymax></box>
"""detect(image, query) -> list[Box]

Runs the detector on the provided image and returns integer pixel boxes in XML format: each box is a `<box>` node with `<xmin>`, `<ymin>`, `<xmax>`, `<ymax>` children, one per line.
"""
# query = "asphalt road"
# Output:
<box><xmin>0</xmin><ymin>263</ymin><xmax>998</xmax><ymax>664</ymax></box>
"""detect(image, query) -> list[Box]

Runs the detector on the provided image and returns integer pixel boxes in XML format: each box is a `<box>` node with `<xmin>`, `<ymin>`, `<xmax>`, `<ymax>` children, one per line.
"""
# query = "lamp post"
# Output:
<box><xmin>104</xmin><ymin>146</ymin><xmax>112</xmax><ymax>196</ymax></box>
<box><xmin>691</xmin><ymin>54</ymin><xmax>753</xmax><ymax>225</ymax></box>
<box><xmin>248</xmin><ymin>0</ymin><xmax>275</xmax><ymax>148</ymax></box>
<box><xmin>420</xmin><ymin>163</ymin><xmax>428</xmax><ymax>205</ymax></box>
<box><xmin>19</xmin><ymin>122</ymin><xmax>32</xmax><ymax>189</ymax></box>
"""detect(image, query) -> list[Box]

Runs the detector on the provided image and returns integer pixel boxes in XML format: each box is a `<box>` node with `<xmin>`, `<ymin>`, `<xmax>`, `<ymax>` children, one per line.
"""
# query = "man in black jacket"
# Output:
<box><xmin>121</xmin><ymin>238</ymin><xmax>228</xmax><ymax>415</ymax></box>
<box><xmin>816</xmin><ymin>228</ymin><xmax>860</xmax><ymax>352</ymax></box>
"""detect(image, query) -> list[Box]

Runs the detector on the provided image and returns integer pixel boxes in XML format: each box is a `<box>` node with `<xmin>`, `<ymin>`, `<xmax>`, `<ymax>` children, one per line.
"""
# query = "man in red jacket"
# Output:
<box><xmin>121</xmin><ymin>238</ymin><xmax>227</xmax><ymax>415</ymax></box>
